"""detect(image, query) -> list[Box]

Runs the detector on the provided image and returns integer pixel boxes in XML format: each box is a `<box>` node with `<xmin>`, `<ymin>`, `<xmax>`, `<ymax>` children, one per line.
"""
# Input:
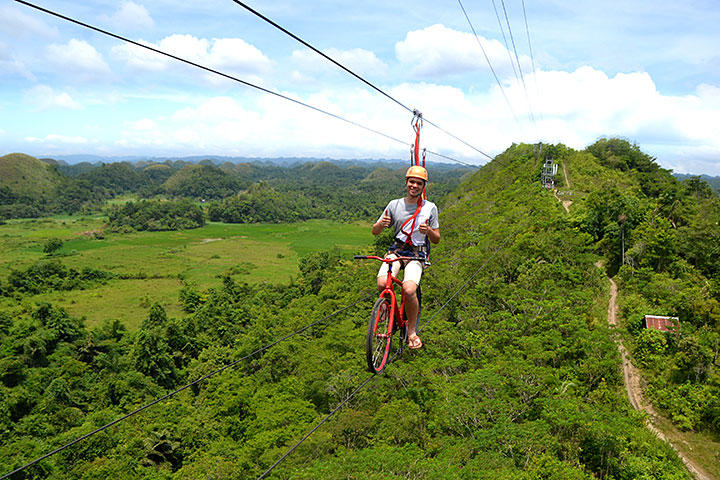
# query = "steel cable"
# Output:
<box><xmin>255</xmin><ymin>223</ymin><xmax>528</xmax><ymax>477</ymax></box>
<box><xmin>491</xmin><ymin>0</ymin><xmax>521</xmax><ymax>85</ymax></box>
<box><xmin>256</xmin><ymin>373</ymin><xmax>375</xmax><ymax>479</ymax></box>
<box><xmin>499</xmin><ymin>0</ymin><xmax>537</xmax><ymax>128</ymax></box>
<box><xmin>457</xmin><ymin>0</ymin><xmax>520</xmax><ymax>128</ymax></box>
<box><xmin>0</xmin><ymin>293</ymin><xmax>372</xmax><ymax>480</ymax></box>
<box><xmin>229</xmin><ymin>0</ymin><xmax>494</xmax><ymax>161</ymax></box>
<box><xmin>521</xmin><ymin>0</ymin><xmax>543</xmax><ymax>121</ymax></box>
<box><xmin>418</xmin><ymin>220</ymin><xmax>528</xmax><ymax>333</ymax></box>
<box><xmin>14</xmin><ymin>0</ymin><xmax>480</xmax><ymax>168</ymax></box>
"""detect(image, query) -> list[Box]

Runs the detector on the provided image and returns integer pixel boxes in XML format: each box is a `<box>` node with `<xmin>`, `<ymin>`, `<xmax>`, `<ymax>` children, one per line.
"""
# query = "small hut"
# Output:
<box><xmin>643</xmin><ymin>315</ymin><xmax>678</xmax><ymax>332</ymax></box>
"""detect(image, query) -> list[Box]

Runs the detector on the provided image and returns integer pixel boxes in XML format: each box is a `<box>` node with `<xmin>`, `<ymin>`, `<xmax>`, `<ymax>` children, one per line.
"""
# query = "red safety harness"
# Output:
<box><xmin>399</xmin><ymin>197</ymin><xmax>423</xmax><ymax>246</ymax></box>
<box><xmin>398</xmin><ymin>110</ymin><xmax>427</xmax><ymax>247</ymax></box>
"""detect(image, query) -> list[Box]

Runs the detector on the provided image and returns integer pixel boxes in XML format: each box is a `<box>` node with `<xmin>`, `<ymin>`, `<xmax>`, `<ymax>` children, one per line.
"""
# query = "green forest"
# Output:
<box><xmin>0</xmin><ymin>154</ymin><xmax>471</xmax><ymax>224</ymax></box>
<box><xmin>0</xmin><ymin>141</ymin><xmax>718</xmax><ymax>479</ymax></box>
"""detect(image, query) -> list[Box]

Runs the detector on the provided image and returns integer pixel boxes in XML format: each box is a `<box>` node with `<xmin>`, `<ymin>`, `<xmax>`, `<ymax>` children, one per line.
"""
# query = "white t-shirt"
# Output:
<box><xmin>379</xmin><ymin>198</ymin><xmax>439</xmax><ymax>246</ymax></box>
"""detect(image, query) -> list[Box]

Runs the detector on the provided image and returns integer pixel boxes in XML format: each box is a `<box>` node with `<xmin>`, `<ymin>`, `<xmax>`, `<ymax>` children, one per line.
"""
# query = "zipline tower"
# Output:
<box><xmin>541</xmin><ymin>157</ymin><xmax>558</xmax><ymax>189</ymax></box>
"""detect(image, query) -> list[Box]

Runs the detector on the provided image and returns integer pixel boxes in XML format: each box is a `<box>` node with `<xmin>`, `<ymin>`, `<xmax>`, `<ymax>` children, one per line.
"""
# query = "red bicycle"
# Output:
<box><xmin>354</xmin><ymin>255</ymin><xmax>424</xmax><ymax>373</ymax></box>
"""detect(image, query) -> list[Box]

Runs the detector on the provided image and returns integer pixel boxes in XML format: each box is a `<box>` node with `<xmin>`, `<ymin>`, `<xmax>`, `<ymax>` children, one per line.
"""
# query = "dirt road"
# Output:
<box><xmin>606</xmin><ymin>276</ymin><xmax>714</xmax><ymax>480</ymax></box>
<box><xmin>562</xmin><ymin>161</ymin><xmax>571</xmax><ymax>189</ymax></box>
<box><xmin>553</xmin><ymin>161</ymin><xmax>573</xmax><ymax>213</ymax></box>
<box><xmin>553</xmin><ymin>189</ymin><xmax>572</xmax><ymax>213</ymax></box>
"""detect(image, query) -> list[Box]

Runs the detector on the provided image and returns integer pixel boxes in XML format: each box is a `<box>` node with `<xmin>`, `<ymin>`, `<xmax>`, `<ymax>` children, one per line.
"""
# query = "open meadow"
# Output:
<box><xmin>0</xmin><ymin>216</ymin><xmax>372</xmax><ymax>330</ymax></box>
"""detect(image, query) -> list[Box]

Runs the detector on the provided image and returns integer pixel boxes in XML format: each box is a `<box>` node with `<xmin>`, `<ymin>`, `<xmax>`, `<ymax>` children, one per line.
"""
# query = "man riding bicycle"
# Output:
<box><xmin>371</xmin><ymin>165</ymin><xmax>440</xmax><ymax>349</ymax></box>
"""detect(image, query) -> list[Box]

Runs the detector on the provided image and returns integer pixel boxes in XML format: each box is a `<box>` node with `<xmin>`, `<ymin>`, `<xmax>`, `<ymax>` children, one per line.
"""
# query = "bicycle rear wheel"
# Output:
<box><xmin>366</xmin><ymin>297</ymin><xmax>392</xmax><ymax>373</ymax></box>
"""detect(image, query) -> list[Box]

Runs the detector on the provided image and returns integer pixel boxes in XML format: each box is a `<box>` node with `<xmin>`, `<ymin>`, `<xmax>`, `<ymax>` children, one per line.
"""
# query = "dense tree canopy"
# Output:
<box><xmin>108</xmin><ymin>199</ymin><xmax>205</xmax><ymax>231</ymax></box>
<box><xmin>575</xmin><ymin>139</ymin><xmax>720</xmax><ymax>439</ymax></box>
<box><xmin>1</xmin><ymin>154</ymin><xmax>472</xmax><ymax>224</ymax></box>
<box><xmin>1</xmin><ymin>142</ymin><xmax>708</xmax><ymax>479</ymax></box>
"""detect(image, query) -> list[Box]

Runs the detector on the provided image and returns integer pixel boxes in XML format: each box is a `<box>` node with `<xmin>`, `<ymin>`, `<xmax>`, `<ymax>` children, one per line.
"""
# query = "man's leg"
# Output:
<box><xmin>403</xmin><ymin>280</ymin><xmax>419</xmax><ymax>335</ymax></box>
<box><xmin>377</xmin><ymin>275</ymin><xmax>386</xmax><ymax>292</ymax></box>
<box><xmin>402</xmin><ymin>260</ymin><xmax>424</xmax><ymax>348</ymax></box>
<box><xmin>377</xmin><ymin>254</ymin><xmax>399</xmax><ymax>293</ymax></box>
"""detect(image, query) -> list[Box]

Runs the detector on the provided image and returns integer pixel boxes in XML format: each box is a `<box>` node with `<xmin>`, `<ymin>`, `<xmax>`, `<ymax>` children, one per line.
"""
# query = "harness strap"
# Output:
<box><xmin>413</xmin><ymin>120</ymin><xmax>421</xmax><ymax>166</ymax></box>
<box><xmin>402</xmin><ymin>110</ymin><xmax>427</xmax><ymax>245</ymax></box>
<box><xmin>399</xmin><ymin>197</ymin><xmax>423</xmax><ymax>245</ymax></box>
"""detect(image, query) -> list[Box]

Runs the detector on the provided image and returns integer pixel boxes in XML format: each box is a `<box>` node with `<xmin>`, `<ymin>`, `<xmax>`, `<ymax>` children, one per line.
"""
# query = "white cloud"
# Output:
<box><xmin>493</xmin><ymin>68</ymin><xmax>720</xmax><ymax>174</ymax></box>
<box><xmin>291</xmin><ymin>47</ymin><xmax>387</xmax><ymax>77</ymax></box>
<box><xmin>696</xmin><ymin>83</ymin><xmax>720</xmax><ymax>107</ymax></box>
<box><xmin>110</xmin><ymin>39</ymin><xmax>167</xmax><ymax>72</ymax></box>
<box><xmin>25</xmin><ymin>134</ymin><xmax>88</xmax><ymax>145</ymax></box>
<box><xmin>106</xmin><ymin>2</ymin><xmax>155</xmax><ymax>31</ymax></box>
<box><xmin>111</xmin><ymin>34</ymin><xmax>272</xmax><ymax>81</ymax></box>
<box><xmin>45</xmin><ymin>134</ymin><xmax>88</xmax><ymax>144</ymax></box>
<box><xmin>0</xmin><ymin>41</ymin><xmax>36</xmax><ymax>80</ymax></box>
<box><xmin>530</xmin><ymin>68</ymin><xmax>718</xmax><ymax>148</ymax></box>
<box><xmin>395</xmin><ymin>24</ymin><xmax>530</xmax><ymax>79</ymax></box>
<box><xmin>46</xmin><ymin>39</ymin><xmax>111</xmax><ymax>82</ymax></box>
<box><xmin>0</xmin><ymin>5</ymin><xmax>58</xmax><ymax>39</ymax></box>
<box><xmin>113</xmin><ymin>91</ymin><xmax>402</xmax><ymax>157</ymax></box>
<box><xmin>172</xmin><ymin>97</ymin><xmax>248</xmax><ymax>122</ymax></box>
<box><xmin>127</xmin><ymin>118</ymin><xmax>157</xmax><ymax>131</ymax></box>
<box><xmin>208</xmin><ymin>38</ymin><xmax>272</xmax><ymax>74</ymax></box>
<box><xmin>32</xmin><ymin>66</ymin><xmax>719</xmax><ymax>175</ymax></box>
<box><xmin>24</xmin><ymin>85</ymin><xmax>82</xmax><ymax>111</ymax></box>
<box><xmin>289</xmin><ymin>70</ymin><xmax>317</xmax><ymax>86</ymax></box>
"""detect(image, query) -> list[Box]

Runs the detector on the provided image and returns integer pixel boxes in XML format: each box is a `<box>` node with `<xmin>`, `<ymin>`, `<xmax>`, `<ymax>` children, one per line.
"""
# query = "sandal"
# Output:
<box><xmin>407</xmin><ymin>333</ymin><xmax>423</xmax><ymax>350</ymax></box>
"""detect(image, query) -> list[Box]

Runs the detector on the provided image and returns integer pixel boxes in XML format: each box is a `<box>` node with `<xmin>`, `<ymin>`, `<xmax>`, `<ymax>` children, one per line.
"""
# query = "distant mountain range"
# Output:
<box><xmin>673</xmin><ymin>173</ymin><xmax>720</xmax><ymax>191</ymax></box>
<box><xmin>39</xmin><ymin>154</ymin><xmax>478</xmax><ymax>171</ymax></box>
<box><xmin>42</xmin><ymin>154</ymin><xmax>406</xmax><ymax>167</ymax></box>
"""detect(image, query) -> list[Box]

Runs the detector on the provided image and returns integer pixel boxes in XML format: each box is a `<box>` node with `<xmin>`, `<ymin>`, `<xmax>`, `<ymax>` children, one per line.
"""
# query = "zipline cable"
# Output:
<box><xmin>418</xmin><ymin>221</ymin><xmax>528</xmax><ymax>334</ymax></box>
<box><xmin>13</xmin><ymin>1</ymin><xmax>408</xmax><ymax>146</ymax></box>
<box><xmin>426</xmin><ymin>149</ymin><xmax>479</xmax><ymax>168</ymax></box>
<box><xmin>14</xmin><ymin>0</ymin><xmax>479</xmax><ymax>168</ymax></box>
<box><xmin>422</xmin><ymin>118</ymin><xmax>493</xmax><ymax>161</ymax></box>
<box><xmin>521</xmin><ymin>0</ymin><xmax>543</xmax><ymax>121</ymax></box>
<box><xmin>257</xmin><ymin>373</ymin><xmax>375</xmax><ymax>479</ymax></box>
<box><xmin>0</xmin><ymin>292</ymin><xmax>372</xmax><ymax>480</ymax></box>
<box><xmin>499</xmin><ymin>0</ymin><xmax>537</xmax><ymax>129</ymax></box>
<box><xmin>417</xmin><ymin>253</ymin><xmax>493</xmax><ymax>334</ymax></box>
<box><xmin>229</xmin><ymin>0</ymin><xmax>494</xmax><ymax>161</ymax></box>
<box><xmin>490</xmin><ymin>0</ymin><xmax>521</xmax><ymax>86</ymax></box>
<box><xmin>229</xmin><ymin>0</ymin><xmax>411</xmax><ymax>115</ymax></box>
<box><xmin>258</xmin><ymin>226</ymin><xmax>528</xmax><ymax>477</ymax></box>
<box><xmin>457</xmin><ymin>0</ymin><xmax>520</xmax><ymax>127</ymax></box>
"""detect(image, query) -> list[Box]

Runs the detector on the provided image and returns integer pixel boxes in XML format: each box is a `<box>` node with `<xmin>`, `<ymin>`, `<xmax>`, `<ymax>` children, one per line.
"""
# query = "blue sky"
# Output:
<box><xmin>1</xmin><ymin>0</ymin><xmax>719</xmax><ymax>174</ymax></box>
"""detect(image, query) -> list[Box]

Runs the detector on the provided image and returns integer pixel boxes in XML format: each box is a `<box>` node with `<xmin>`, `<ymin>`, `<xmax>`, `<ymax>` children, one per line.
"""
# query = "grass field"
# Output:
<box><xmin>0</xmin><ymin>217</ymin><xmax>373</xmax><ymax>330</ymax></box>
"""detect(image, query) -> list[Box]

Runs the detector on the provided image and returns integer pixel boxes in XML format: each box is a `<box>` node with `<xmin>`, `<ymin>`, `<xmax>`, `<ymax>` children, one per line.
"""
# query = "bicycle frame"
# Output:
<box><xmin>355</xmin><ymin>255</ymin><xmax>425</xmax><ymax>373</ymax></box>
<box><xmin>378</xmin><ymin>260</ymin><xmax>405</xmax><ymax>340</ymax></box>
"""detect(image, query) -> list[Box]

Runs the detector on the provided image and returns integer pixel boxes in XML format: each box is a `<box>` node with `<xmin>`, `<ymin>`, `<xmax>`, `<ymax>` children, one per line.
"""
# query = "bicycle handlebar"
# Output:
<box><xmin>354</xmin><ymin>255</ymin><xmax>427</xmax><ymax>263</ymax></box>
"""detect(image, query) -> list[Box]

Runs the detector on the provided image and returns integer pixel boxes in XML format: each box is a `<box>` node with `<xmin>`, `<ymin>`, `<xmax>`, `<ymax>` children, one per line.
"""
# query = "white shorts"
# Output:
<box><xmin>376</xmin><ymin>253</ymin><xmax>424</xmax><ymax>285</ymax></box>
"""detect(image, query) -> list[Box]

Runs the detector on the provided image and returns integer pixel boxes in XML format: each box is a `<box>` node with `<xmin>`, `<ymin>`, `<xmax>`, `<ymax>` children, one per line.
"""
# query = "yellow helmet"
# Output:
<box><xmin>405</xmin><ymin>165</ymin><xmax>428</xmax><ymax>182</ymax></box>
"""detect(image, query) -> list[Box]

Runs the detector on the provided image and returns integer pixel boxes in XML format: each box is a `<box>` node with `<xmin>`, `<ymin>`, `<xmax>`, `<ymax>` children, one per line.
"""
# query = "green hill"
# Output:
<box><xmin>0</xmin><ymin>141</ymin><xmax>717</xmax><ymax>478</ymax></box>
<box><xmin>164</xmin><ymin>163</ymin><xmax>245</xmax><ymax>199</ymax></box>
<box><xmin>142</xmin><ymin>163</ymin><xmax>174</xmax><ymax>183</ymax></box>
<box><xmin>675</xmin><ymin>173</ymin><xmax>720</xmax><ymax>193</ymax></box>
<box><xmin>0</xmin><ymin>152</ymin><xmax>64</xmax><ymax>197</ymax></box>
<box><xmin>361</xmin><ymin>166</ymin><xmax>402</xmax><ymax>184</ymax></box>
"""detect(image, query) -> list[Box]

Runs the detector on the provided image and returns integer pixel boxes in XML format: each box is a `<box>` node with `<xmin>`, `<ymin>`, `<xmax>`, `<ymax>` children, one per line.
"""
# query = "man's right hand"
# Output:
<box><xmin>372</xmin><ymin>209</ymin><xmax>391</xmax><ymax>235</ymax></box>
<box><xmin>379</xmin><ymin>209</ymin><xmax>391</xmax><ymax>228</ymax></box>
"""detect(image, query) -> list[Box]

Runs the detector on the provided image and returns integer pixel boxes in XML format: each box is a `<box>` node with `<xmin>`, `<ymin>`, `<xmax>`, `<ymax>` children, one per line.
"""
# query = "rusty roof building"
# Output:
<box><xmin>643</xmin><ymin>315</ymin><xmax>678</xmax><ymax>332</ymax></box>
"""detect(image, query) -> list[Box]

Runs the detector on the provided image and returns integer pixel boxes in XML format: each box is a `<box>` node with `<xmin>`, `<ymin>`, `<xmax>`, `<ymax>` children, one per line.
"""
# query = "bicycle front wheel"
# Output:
<box><xmin>367</xmin><ymin>297</ymin><xmax>392</xmax><ymax>373</ymax></box>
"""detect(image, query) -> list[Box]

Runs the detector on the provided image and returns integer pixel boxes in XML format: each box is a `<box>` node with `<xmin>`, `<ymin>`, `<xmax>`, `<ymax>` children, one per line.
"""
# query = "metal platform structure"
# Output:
<box><xmin>541</xmin><ymin>158</ymin><xmax>558</xmax><ymax>189</ymax></box>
